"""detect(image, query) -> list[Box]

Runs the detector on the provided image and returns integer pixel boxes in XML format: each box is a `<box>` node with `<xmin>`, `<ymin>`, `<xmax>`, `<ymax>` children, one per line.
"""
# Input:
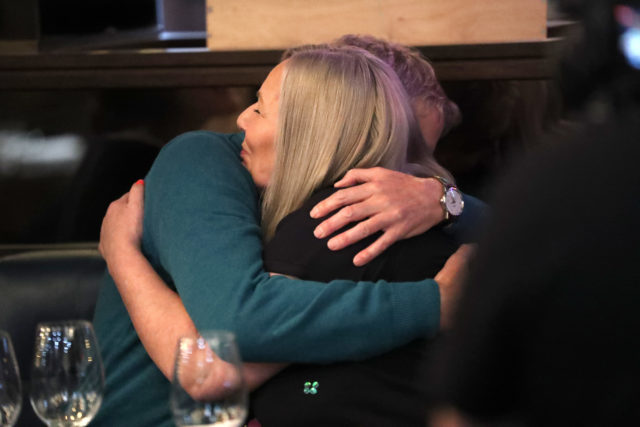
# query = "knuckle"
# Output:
<box><xmin>359</xmin><ymin>223</ymin><xmax>370</xmax><ymax>238</ymax></box>
<box><xmin>371</xmin><ymin>194</ymin><xmax>390</xmax><ymax>208</ymax></box>
<box><xmin>328</xmin><ymin>215</ymin><xmax>346</xmax><ymax>229</ymax></box>
<box><xmin>322</xmin><ymin>216</ymin><xmax>337</xmax><ymax>229</ymax></box>
<box><xmin>370</xmin><ymin>181</ymin><xmax>382</xmax><ymax>192</ymax></box>
<box><xmin>382</xmin><ymin>228</ymin><xmax>402</xmax><ymax>245</ymax></box>
<box><xmin>326</xmin><ymin>209</ymin><xmax>343</xmax><ymax>223</ymax></box>
<box><xmin>367</xmin><ymin>216</ymin><xmax>384</xmax><ymax>232</ymax></box>
<box><xmin>372</xmin><ymin>241</ymin><xmax>387</xmax><ymax>257</ymax></box>
<box><xmin>333</xmin><ymin>191</ymin><xmax>347</xmax><ymax>204</ymax></box>
<box><xmin>365</xmin><ymin>244</ymin><xmax>380</xmax><ymax>260</ymax></box>
<box><xmin>390</xmin><ymin>207</ymin><xmax>405</xmax><ymax>221</ymax></box>
<box><xmin>379</xmin><ymin>232</ymin><xmax>393</xmax><ymax>247</ymax></box>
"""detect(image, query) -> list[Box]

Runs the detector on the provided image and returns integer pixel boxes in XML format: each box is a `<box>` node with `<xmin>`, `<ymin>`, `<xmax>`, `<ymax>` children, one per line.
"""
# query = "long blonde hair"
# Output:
<box><xmin>261</xmin><ymin>46</ymin><xmax>452</xmax><ymax>240</ymax></box>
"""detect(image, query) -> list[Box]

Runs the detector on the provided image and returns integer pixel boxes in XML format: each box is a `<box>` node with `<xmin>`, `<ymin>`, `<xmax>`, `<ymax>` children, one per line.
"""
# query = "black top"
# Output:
<box><xmin>251</xmin><ymin>187</ymin><xmax>458</xmax><ymax>426</ymax></box>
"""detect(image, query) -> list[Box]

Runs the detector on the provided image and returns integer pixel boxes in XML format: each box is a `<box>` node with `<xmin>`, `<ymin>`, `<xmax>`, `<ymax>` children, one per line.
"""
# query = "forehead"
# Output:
<box><xmin>259</xmin><ymin>60</ymin><xmax>287</xmax><ymax>104</ymax></box>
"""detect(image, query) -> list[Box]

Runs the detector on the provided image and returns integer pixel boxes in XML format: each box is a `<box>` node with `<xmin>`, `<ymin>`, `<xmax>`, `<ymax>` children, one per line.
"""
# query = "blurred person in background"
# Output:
<box><xmin>427</xmin><ymin>1</ymin><xmax>640</xmax><ymax>425</ymax></box>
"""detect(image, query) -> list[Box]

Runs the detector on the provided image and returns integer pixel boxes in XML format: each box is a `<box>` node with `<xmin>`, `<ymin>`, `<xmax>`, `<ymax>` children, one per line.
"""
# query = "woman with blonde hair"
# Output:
<box><xmin>243</xmin><ymin>45</ymin><xmax>458</xmax><ymax>426</ymax></box>
<box><xmin>258</xmin><ymin>45</ymin><xmax>453</xmax><ymax>241</ymax></box>
<box><xmin>96</xmin><ymin>44</ymin><xmax>468</xmax><ymax>426</ymax></box>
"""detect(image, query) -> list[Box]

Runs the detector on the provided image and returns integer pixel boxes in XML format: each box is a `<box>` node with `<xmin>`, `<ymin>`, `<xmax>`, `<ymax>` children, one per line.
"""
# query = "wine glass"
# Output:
<box><xmin>170</xmin><ymin>331</ymin><xmax>248</xmax><ymax>427</ymax></box>
<box><xmin>30</xmin><ymin>321</ymin><xmax>104</xmax><ymax>427</ymax></box>
<box><xmin>0</xmin><ymin>331</ymin><xmax>22</xmax><ymax>427</ymax></box>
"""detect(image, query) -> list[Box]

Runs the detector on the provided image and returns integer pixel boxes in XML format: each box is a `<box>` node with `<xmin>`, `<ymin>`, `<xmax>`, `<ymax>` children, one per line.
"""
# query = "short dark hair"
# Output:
<box><xmin>333</xmin><ymin>34</ymin><xmax>461</xmax><ymax>135</ymax></box>
<box><xmin>283</xmin><ymin>35</ymin><xmax>461</xmax><ymax>136</ymax></box>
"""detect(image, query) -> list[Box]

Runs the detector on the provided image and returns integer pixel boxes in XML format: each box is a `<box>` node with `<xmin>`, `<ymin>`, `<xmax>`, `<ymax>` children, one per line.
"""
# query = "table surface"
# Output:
<box><xmin>0</xmin><ymin>38</ymin><xmax>564</xmax><ymax>90</ymax></box>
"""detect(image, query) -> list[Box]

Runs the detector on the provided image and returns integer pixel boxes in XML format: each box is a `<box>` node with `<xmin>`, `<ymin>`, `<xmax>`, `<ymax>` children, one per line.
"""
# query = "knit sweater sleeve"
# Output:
<box><xmin>142</xmin><ymin>131</ymin><xmax>440</xmax><ymax>363</ymax></box>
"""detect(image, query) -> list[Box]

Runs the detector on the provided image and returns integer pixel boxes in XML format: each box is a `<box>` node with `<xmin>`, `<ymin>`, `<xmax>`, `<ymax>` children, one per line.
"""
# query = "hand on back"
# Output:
<box><xmin>99</xmin><ymin>180</ymin><xmax>145</xmax><ymax>264</ymax></box>
<box><xmin>311</xmin><ymin>167</ymin><xmax>446</xmax><ymax>266</ymax></box>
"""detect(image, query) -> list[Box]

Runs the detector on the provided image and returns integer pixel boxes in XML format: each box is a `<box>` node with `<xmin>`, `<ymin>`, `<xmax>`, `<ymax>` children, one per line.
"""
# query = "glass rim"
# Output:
<box><xmin>179</xmin><ymin>329</ymin><xmax>237</xmax><ymax>342</ymax></box>
<box><xmin>35</xmin><ymin>319</ymin><xmax>94</xmax><ymax>330</ymax></box>
<box><xmin>0</xmin><ymin>330</ymin><xmax>17</xmax><ymax>357</ymax></box>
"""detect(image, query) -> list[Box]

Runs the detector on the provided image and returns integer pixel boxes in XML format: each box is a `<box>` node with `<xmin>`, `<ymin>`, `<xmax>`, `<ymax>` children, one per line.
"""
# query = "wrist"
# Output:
<box><xmin>422</xmin><ymin>177</ymin><xmax>447</xmax><ymax>224</ymax></box>
<box><xmin>106</xmin><ymin>243</ymin><xmax>143</xmax><ymax>280</ymax></box>
<box><xmin>431</xmin><ymin>176</ymin><xmax>464</xmax><ymax>225</ymax></box>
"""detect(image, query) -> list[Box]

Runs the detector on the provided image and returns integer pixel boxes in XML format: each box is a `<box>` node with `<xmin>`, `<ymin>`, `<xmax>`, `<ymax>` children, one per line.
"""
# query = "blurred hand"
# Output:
<box><xmin>435</xmin><ymin>244</ymin><xmax>476</xmax><ymax>329</ymax></box>
<box><xmin>98</xmin><ymin>180</ymin><xmax>145</xmax><ymax>264</ymax></box>
<box><xmin>310</xmin><ymin>167</ymin><xmax>445</xmax><ymax>266</ymax></box>
<box><xmin>176</xmin><ymin>336</ymin><xmax>243</xmax><ymax>401</ymax></box>
<box><xmin>430</xmin><ymin>406</ymin><xmax>475</xmax><ymax>427</ymax></box>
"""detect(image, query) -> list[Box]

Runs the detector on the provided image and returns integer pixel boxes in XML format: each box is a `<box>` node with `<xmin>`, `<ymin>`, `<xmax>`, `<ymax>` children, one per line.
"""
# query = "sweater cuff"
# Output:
<box><xmin>390</xmin><ymin>279</ymin><xmax>441</xmax><ymax>342</ymax></box>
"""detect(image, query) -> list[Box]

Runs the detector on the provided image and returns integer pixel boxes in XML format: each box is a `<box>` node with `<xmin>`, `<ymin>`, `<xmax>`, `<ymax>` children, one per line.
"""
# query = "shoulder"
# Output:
<box><xmin>274</xmin><ymin>188</ymin><xmax>339</xmax><ymax>238</ymax></box>
<box><xmin>147</xmin><ymin>131</ymin><xmax>252</xmax><ymax>189</ymax></box>
<box><xmin>143</xmin><ymin>130</ymin><xmax>257</xmax><ymax>228</ymax></box>
<box><xmin>141</xmin><ymin>131</ymin><xmax>259</xmax><ymax>264</ymax></box>
<box><xmin>264</xmin><ymin>188</ymin><xmax>357</xmax><ymax>280</ymax></box>
<box><xmin>162</xmin><ymin>130</ymin><xmax>243</xmax><ymax>151</ymax></box>
<box><xmin>157</xmin><ymin>131</ymin><xmax>243</xmax><ymax>165</ymax></box>
<box><xmin>272</xmin><ymin>188</ymin><xmax>338</xmax><ymax>235</ymax></box>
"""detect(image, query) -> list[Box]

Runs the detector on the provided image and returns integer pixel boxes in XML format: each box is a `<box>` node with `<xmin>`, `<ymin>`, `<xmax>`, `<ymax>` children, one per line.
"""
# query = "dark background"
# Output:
<box><xmin>0</xmin><ymin>1</ymin><xmax>566</xmax><ymax>246</ymax></box>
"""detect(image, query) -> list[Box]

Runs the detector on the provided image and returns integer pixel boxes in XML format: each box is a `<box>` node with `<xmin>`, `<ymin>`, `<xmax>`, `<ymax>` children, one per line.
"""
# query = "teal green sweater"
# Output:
<box><xmin>92</xmin><ymin>131</ymin><xmax>484</xmax><ymax>426</ymax></box>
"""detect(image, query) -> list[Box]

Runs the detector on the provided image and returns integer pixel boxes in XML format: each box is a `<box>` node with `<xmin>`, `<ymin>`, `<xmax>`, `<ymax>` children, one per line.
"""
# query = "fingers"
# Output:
<box><xmin>324</xmin><ymin>215</ymin><xmax>406</xmax><ymax>267</ymax></box>
<box><xmin>129</xmin><ymin>179</ymin><xmax>144</xmax><ymax>194</ymax></box>
<box><xmin>352</xmin><ymin>229</ymin><xmax>399</xmax><ymax>266</ymax></box>
<box><xmin>333</xmin><ymin>168</ymin><xmax>380</xmax><ymax>188</ymax></box>
<box><xmin>128</xmin><ymin>179</ymin><xmax>145</xmax><ymax>208</ymax></box>
<box><xmin>111</xmin><ymin>179</ymin><xmax>143</xmax><ymax>208</ymax></box>
<box><xmin>334</xmin><ymin>166</ymin><xmax>401</xmax><ymax>188</ymax></box>
<box><xmin>324</xmin><ymin>216</ymin><xmax>375</xmax><ymax>251</ymax></box>
<box><xmin>118</xmin><ymin>191</ymin><xmax>129</xmax><ymax>204</ymax></box>
<box><xmin>100</xmin><ymin>180</ymin><xmax>146</xmax><ymax>256</ymax></box>
<box><xmin>314</xmin><ymin>197</ymin><xmax>384</xmax><ymax>239</ymax></box>
<box><xmin>323</xmin><ymin>202</ymin><xmax>401</xmax><ymax>247</ymax></box>
<box><xmin>310</xmin><ymin>184</ymin><xmax>374</xmax><ymax>219</ymax></box>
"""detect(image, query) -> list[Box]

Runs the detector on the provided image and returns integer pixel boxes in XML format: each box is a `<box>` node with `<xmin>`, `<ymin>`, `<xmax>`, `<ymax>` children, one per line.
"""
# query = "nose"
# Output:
<box><xmin>236</xmin><ymin>105</ymin><xmax>252</xmax><ymax>131</ymax></box>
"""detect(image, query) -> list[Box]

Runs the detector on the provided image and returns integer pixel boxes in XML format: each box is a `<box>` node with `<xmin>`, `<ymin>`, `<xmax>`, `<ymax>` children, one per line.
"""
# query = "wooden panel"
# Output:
<box><xmin>206</xmin><ymin>0</ymin><xmax>547</xmax><ymax>50</ymax></box>
<box><xmin>0</xmin><ymin>39</ymin><xmax>562</xmax><ymax>90</ymax></box>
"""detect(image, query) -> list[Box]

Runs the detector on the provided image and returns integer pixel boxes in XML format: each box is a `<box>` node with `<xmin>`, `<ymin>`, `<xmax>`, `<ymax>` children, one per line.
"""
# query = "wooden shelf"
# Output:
<box><xmin>0</xmin><ymin>38</ymin><xmax>563</xmax><ymax>90</ymax></box>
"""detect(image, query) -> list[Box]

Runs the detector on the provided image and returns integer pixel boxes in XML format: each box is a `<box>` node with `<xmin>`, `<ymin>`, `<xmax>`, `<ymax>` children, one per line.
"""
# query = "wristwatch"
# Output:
<box><xmin>432</xmin><ymin>176</ymin><xmax>464</xmax><ymax>223</ymax></box>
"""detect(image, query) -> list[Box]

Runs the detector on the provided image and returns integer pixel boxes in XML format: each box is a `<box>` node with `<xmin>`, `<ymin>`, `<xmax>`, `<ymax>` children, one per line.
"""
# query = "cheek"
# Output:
<box><xmin>265</xmin><ymin>146</ymin><xmax>276</xmax><ymax>174</ymax></box>
<box><xmin>257</xmin><ymin>138</ymin><xmax>275</xmax><ymax>170</ymax></box>
<box><xmin>255</xmin><ymin>135</ymin><xmax>276</xmax><ymax>185</ymax></box>
<box><xmin>256</xmin><ymin>126</ymin><xmax>276</xmax><ymax>157</ymax></box>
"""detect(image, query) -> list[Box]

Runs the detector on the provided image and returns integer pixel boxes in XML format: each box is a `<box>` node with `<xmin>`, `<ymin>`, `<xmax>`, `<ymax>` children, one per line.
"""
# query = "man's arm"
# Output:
<box><xmin>141</xmin><ymin>131</ymin><xmax>441</xmax><ymax>363</ymax></box>
<box><xmin>310</xmin><ymin>168</ymin><xmax>488</xmax><ymax>265</ymax></box>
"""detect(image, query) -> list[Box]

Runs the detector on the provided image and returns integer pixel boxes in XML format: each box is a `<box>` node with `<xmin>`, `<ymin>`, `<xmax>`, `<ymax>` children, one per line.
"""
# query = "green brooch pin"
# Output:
<box><xmin>303</xmin><ymin>381</ymin><xmax>319</xmax><ymax>395</ymax></box>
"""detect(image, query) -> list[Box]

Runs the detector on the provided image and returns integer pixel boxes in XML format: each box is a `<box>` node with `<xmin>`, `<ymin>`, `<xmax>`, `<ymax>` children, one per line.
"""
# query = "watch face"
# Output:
<box><xmin>445</xmin><ymin>188</ymin><xmax>464</xmax><ymax>216</ymax></box>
